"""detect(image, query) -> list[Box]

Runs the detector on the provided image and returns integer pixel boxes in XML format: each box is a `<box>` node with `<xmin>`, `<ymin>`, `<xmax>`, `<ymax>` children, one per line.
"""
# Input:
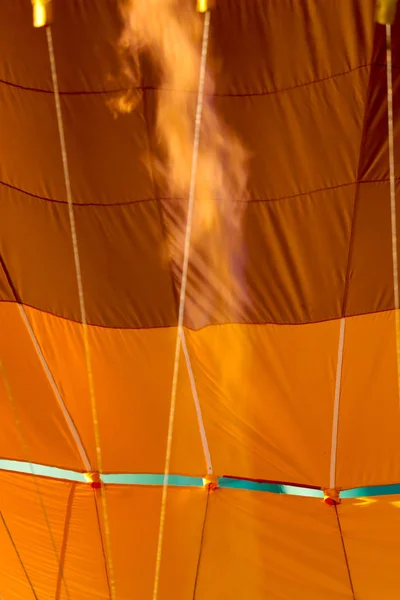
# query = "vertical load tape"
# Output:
<box><xmin>376</xmin><ymin>0</ymin><xmax>398</xmax><ymax>24</ymax></box>
<box><xmin>32</xmin><ymin>0</ymin><xmax>52</xmax><ymax>28</ymax></box>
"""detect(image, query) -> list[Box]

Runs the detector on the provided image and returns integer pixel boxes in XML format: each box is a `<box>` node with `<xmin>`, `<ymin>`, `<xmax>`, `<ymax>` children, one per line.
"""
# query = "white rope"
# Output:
<box><xmin>46</xmin><ymin>30</ymin><xmax>86</xmax><ymax>324</ymax></box>
<box><xmin>180</xmin><ymin>329</ymin><xmax>213</xmax><ymax>474</ymax></box>
<box><xmin>152</xmin><ymin>10</ymin><xmax>211</xmax><ymax>600</ymax></box>
<box><xmin>386</xmin><ymin>25</ymin><xmax>399</xmax><ymax>311</ymax></box>
<box><xmin>329</xmin><ymin>317</ymin><xmax>345</xmax><ymax>489</ymax></box>
<box><xmin>385</xmin><ymin>25</ymin><xmax>400</xmax><ymax>448</ymax></box>
<box><xmin>46</xmin><ymin>27</ymin><xmax>116</xmax><ymax>599</ymax></box>
<box><xmin>18</xmin><ymin>305</ymin><xmax>91</xmax><ymax>471</ymax></box>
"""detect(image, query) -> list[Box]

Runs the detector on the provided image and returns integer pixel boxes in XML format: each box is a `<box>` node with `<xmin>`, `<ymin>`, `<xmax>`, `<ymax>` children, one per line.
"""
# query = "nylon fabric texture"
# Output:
<box><xmin>1</xmin><ymin>0</ymin><xmax>400</xmax><ymax>598</ymax></box>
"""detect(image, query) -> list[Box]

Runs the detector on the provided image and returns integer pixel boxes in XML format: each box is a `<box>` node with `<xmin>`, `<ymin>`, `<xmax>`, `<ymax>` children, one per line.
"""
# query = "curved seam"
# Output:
<box><xmin>0</xmin><ymin>61</ymin><xmax>392</xmax><ymax>97</ymax></box>
<box><xmin>0</xmin><ymin>511</ymin><xmax>38</xmax><ymax>599</ymax></box>
<box><xmin>2</xmin><ymin>177</ymin><xmax>398</xmax><ymax>207</ymax></box>
<box><xmin>335</xmin><ymin>505</ymin><xmax>356</xmax><ymax>599</ymax></box>
<box><xmin>0</xmin><ymin>298</ymin><xmax>397</xmax><ymax>330</ymax></box>
<box><xmin>55</xmin><ymin>483</ymin><xmax>76</xmax><ymax>600</ymax></box>
<box><xmin>192</xmin><ymin>489</ymin><xmax>210</xmax><ymax>600</ymax></box>
<box><xmin>93</xmin><ymin>491</ymin><xmax>112</xmax><ymax>599</ymax></box>
<box><xmin>241</xmin><ymin>177</ymin><xmax>400</xmax><ymax>204</ymax></box>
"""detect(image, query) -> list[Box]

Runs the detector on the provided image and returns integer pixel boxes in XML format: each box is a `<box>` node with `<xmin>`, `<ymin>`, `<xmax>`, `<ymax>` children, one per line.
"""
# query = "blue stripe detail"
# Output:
<box><xmin>341</xmin><ymin>484</ymin><xmax>400</xmax><ymax>498</ymax></box>
<box><xmin>0</xmin><ymin>460</ymin><xmax>398</xmax><ymax>500</ymax></box>
<box><xmin>0</xmin><ymin>460</ymin><xmax>86</xmax><ymax>482</ymax></box>
<box><xmin>102</xmin><ymin>474</ymin><xmax>203</xmax><ymax>487</ymax></box>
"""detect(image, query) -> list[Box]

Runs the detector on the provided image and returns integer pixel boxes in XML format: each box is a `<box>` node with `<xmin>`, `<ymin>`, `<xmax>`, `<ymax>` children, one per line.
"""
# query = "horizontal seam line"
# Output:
<box><xmin>1</xmin><ymin>177</ymin><xmax>397</xmax><ymax>206</ymax></box>
<box><xmin>0</xmin><ymin>300</ymin><xmax>397</xmax><ymax>331</ymax></box>
<box><xmin>0</xmin><ymin>61</ymin><xmax>394</xmax><ymax>98</ymax></box>
<box><xmin>240</xmin><ymin>177</ymin><xmax>400</xmax><ymax>203</ymax></box>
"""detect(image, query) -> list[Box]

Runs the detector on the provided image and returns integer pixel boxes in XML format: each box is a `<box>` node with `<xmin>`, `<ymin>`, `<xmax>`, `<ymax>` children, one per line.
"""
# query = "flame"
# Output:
<box><xmin>118</xmin><ymin>0</ymin><xmax>248</xmax><ymax>328</ymax></box>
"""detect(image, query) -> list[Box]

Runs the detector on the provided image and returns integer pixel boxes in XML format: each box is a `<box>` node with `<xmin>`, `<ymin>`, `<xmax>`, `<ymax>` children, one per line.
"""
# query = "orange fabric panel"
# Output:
<box><xmin>106</xmin><ymin>484</ymin><xmax>206</xmax><ymax>598</ymax></box>
<box><xmin>196</xmin><ymin>490</ymin><xmax>352</xmax><ymax>599</ymax></box>
<box><xmin>0</xmin><ymin>471</ymin><xmax>207</xmax><ymax>599</ymax></box>
<box><xmin>186</xmin><ymin>320</ymin><xmax>340</xmax><ymax>486</ymax></box>
<box><xmin>0</xmin><ymin>471</ymin><xmax>68</xmax><ymax>599</ymax></box>
<box><xmin>337</xmin><ymin>311</ymin><xmax>400</xmax><ymax>489</ymax></box>
<box><xmin>0</xmin><ymin>303</ymin><xmax>83</xmax><ymax>469</ymax></box>
<box><xmin>58</xmin><ymin>485</ymin><xmax>109</xmax><ymax>600</ymax></box>
<box><xmin>24</xmin><ymin>305</ymin><xmax>206</xmax><ymax>475</ymax></box>
<box><xmin>340</xmin><ymin>496</ymin><xmax>400</xmax><ymax>599</ymax></box>
<box><xmin>6</xmin><ymin>303</ymin><xmax>400</xmax><ymax>489</ymax></box>
<box><xmin>0</xmin><ymin>509</ymin><xmax>37</xmax><ymax>599</ymax></box>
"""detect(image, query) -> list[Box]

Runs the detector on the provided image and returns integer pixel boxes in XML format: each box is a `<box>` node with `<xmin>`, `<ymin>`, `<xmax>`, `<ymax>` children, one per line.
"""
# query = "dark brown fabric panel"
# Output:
<box><xmin>0</xmin><ymin>84</ymin><xmax>65</xmax><ymax>203</ymax></box>
<box><xmin>136</xmin><ymin>0</ymin><xmax>375</xmax><ymax>97</ymax></box>
<box><xmin>0</xmin><ymin>186</ymin><xmax>176</xmax><ymax>328</ymax></box>
<box><xmin>162</xmin><ymin>187</ymin><xmax>353</xmax><ymax>328</ymax></box>
<box><xmin>0</xmin><ymin>0</ymin><xmax>126</xmax><ymax>94</ymax></box>
<box><xmin>0</xmin><ymin>0</ymin><xmax>376</xmax><ymax>95</ymax></box>
<box><xmin>0</xmin><ymin>83</ymin><xmax>153</xmax><ymax>206</ymax></box>
<box><xmin>358</xmin><ymin>26</ymin><xmax>400</xmax><ymax>183</ymax></box>
<box><xmin>0</xmin><ymin>0</ymin><xmax>49</xmax><ymax>91</ymax></box>
<box><xmin>210</xmin><ymin>0</ymin><xmax>375</xmax><ymax>97</ymax></box>
<box><xmin>0</xmin><ymin>0</ymin><xmax>397</xmax><ymax>329</ymax></box>
<box><xmin>1</xmin><ymin>180</ymin><xmax>398</xmax><ymax>329</ymax></box>
<box><xmin>143</xmin><ymin>65</ymin><xmax>369</xmax><ymax>203</ymax></box>
<box><xmin>345</xmin><ymin>180</ymin><xmax>396</xmax><ymax>317</ymax></box>
<box><xmin>61</xmin><ymin>92</ymin><xmax>153</xmax><ymax>206</ymax></box>
<box><xmin>344</xmin><ymin>19</ymin><xmax>400</xmax><ymax>317</ymax></box>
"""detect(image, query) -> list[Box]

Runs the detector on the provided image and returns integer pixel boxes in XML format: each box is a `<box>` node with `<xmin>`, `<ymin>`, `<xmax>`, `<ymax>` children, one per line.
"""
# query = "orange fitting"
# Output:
<box><xmin>323</xmin><ymin>488</ymin><xmax>340</xmax><ymax>506</ymax></box>
<box><xmin>376</xmin><ymin>0</ymin><xmax>398</xmax><ymax>24</ymax></box>
<box><xmin>197</xmin><ymin>0</ymin><xmax>215</xmax><ymax>13</ymax></box>
<box><xmin>84</xmin><ymin>471</ymin><xmax>102</xmax><ymax>490</ymax></box>
<box><xmin>202</xmin><ymin>475</ymin><xmax>218</xmax><ymax>491</ymax></box>
<box><xmin>31</xmin><ymin>0</ymin><xmax>53</xmax><ymax>28</ymax></box>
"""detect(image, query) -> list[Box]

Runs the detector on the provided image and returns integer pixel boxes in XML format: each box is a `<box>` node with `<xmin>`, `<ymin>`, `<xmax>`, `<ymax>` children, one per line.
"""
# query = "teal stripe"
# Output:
<box><xmin>0</xmin><ymin>460</ymin><xmax>398</xmax><ymax>500</ymax></box>
<box><xmin>341</xmin><ymin>484</ymin><xmax>400</xmax><ymax>499</ymax></box>
<box><xmin>102</xmin><ymin>474</ymin><xmax>203</xmax><ymax>487</ymax></box>
<box><xmin>218</xmin><ymin>478</ymin><xmax>323</xmax><ymax>498</ymax></box>
<box><xmin>0</xmin><ymin>460</ymin><xmax>86</xmax><ymax>482</ymax></box>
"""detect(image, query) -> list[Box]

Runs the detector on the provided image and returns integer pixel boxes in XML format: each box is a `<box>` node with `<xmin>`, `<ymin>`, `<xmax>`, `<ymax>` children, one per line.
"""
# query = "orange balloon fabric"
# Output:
<box><xmin>1</xmin><ymin>0</ymin><xmax>400</xmax><ymax>598</ymax></box>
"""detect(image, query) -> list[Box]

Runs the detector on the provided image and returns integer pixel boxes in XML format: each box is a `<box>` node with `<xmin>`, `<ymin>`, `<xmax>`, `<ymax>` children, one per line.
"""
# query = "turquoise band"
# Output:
<box><xmin>0</xmin><ymin>459</ymin><xmax>398</xmax><ymax>499</ymax></box>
